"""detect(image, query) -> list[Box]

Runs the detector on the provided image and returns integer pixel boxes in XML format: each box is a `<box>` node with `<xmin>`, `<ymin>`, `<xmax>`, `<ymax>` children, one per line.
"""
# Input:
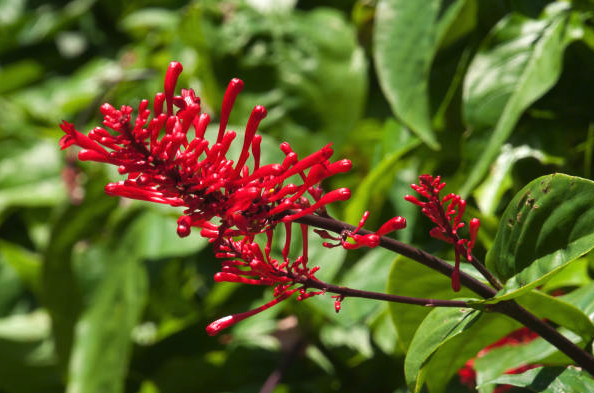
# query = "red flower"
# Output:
<box><xmin>60</xmin><ymin>62</ymin><xmax>353</xmax><ymax>237</ymax></box>
<box><xmin>60</xmin><ymin>61</ymin><xmax>407</xmax><ymax>334</ymax></box>
<box><xmin>405</xmin><ymin>175</ymin><xmax>480</xmax><ymax>291</ymax></box>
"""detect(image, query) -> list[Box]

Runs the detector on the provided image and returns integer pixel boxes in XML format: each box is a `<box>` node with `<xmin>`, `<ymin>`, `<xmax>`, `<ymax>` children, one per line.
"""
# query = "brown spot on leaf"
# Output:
<box><xmin>526</xmin><ymin>196</ymin><xmax>535</xmax><ymax>207</ymax></box>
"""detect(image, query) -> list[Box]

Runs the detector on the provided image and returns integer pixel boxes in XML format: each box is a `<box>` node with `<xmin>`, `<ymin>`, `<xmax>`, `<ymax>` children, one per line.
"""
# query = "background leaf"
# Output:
<box><xmin>374</xmin><ymin>0</ymin><xmax>471</xmax><ymax>149</ymax></box>
<box><xmin>480</xmin><ymin>366</ymin><xmax>594</xmax><ymax>393</ymax></box>
<box><xmin>461</xmin><ymin>3</ymin><xmax>578</xmax><ymax>195</ymax></box>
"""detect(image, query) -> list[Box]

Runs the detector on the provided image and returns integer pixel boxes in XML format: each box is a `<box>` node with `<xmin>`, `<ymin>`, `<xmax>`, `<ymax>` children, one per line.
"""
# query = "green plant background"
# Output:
<box><xmin>3</xmin><ymin>0</ymin><xmax>594</xmax><ymax>392</ymax></box>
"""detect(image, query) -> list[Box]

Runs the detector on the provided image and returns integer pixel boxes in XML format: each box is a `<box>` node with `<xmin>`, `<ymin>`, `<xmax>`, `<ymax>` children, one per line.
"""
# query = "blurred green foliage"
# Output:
<box><xmin>3</xmin><ymin>0</ymin><xmax>594</xmax><ymax>392</ymax></box>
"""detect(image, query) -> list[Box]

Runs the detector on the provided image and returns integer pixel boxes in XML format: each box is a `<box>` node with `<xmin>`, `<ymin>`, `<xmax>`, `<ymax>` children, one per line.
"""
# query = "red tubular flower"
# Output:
<box><xmin>319</xmin><ymin>210</ymin><xmax>406</xmax><ymax>250</ymax></box>
<box><xmin>59</xmin><ymin>61</ymin><xmax>353</xmax><ymax>239</ymax></box>
<box><xmin>59</xmin><ymin>61</ymin><xmax>412</xmax><ymax>334</ymax></box>
<box><xmin>206</xmin><ymin>288</ymin><xmax>298</xmax><ymax>336</ymax></box>
<box><xmin>405</xmin><ymin>174</ymin><xmax>480</xmax><ymax>292</ymax></box>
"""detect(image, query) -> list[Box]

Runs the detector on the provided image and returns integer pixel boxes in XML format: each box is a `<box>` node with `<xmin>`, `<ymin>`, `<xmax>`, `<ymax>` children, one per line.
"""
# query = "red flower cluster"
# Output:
<box><xmin>405</xmin><ymin>175</ymin><xmax>480</xmax><ymax>291</ymax></box>
<box><xmin>60</xmin><ymin>61</ymin><xmax>406</xmax><ymax>335</ymax></box>
<box><xmin>60</xmin><ymin>62</ymin><xmax>353</xmax><ymax>237</ymax></box>
<box><xmin>458</xmin><ymin>326</ymin><xmax>540</xmax><ymax>392</ymax></box>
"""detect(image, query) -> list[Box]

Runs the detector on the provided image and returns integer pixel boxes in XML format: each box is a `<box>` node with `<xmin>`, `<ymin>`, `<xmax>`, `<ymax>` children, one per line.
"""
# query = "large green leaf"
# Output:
<box><xmin>474</xmin><ymin>337</ymin><xmax>575</xmax><ymax>393</ymax></box>
<box><xmin>404</xmin><ymin>306</ymin><xmax>481</xmax><ymax>392</ymax></box>
<box><xmin>479</xmin><ymin>366</ymin><xmax>594</xmax><ymax>392</ymax></box>
<box><xmin>124</xmin><ymin>210</ymin><xmax>208</xmax><ymax>260</ymax></box>
<box><xmin>460</xmin><ymin>3</ymin><xmax>579</xmax><ymax>195</ymax></box>
<box><xmin>64</xmin><ymin>207</ymin><xmax>183</xmax><ymax>393</ymax></box>
<box><xmin>374</xmin><ymin>0</ymin><xmax>470</xmax><ymax>149</ymax></box>
<box><xmin>388</xmin><ymin>257</ymin><xmax>524</xmax><ymax>393</ymax></box>
<box><xmin>542</xmin><ymin>257</ymin><xmax>592</xmax><ymax>292</ymax></box>
<box><xmin>0</xmin><ymin>239</ymin><xmax>41</xmax><ymax>296</ymax></box>
<box><xmin>307</xmin><ymin>247</ymin><xmax>390</xmax><ymax>331</ymax></box>
<box><xmin>484</xmin><ymin>174</ymin><xmax>594</xmax><ymax>301</ymax></box>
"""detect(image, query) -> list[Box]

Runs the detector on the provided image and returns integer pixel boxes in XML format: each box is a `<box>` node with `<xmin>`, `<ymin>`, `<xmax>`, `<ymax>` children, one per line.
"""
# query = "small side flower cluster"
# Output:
<box><xmin>405</xmin><ymin>174</ymin><xmax>480</xmax><ymax>291</ymax></box>
<box><xmin>60</xmin><ymin>61</ymin><xmax>407</xmax><ymax>335</ymax></box>
<box><xmin>314</xmin><ymin>212</ymin><xmax>406</xmax><ymax>250</ymax></box>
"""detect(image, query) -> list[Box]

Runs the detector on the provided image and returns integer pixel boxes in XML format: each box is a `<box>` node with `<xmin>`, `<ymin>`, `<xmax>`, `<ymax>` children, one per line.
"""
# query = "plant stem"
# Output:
<box><xmin>468</xmin><ymin>253</ymin><xmax>503</xmax><ymax>290</ymax></box>
<box><xmin>294</xmin><ymin>276</ymin><xmax>469</xmax><ymax>308</ymax></box>
<box><xmin>294</xmin><ymin>213</ymin><xmax>594</xmax><ymax>375</ymax></box>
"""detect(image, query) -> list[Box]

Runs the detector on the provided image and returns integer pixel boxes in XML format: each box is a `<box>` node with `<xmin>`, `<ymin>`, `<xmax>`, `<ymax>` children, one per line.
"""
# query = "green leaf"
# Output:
<box><xmin>0</xmin><ymin>240</ymin><xmax>41</xmax><ymax>296</ymax></box>
<box><xmin>542</xmin><ymin>257</ymin><xmax>592</xmax><ymax>292</ymax></box>
<box><xmin>484</xmin><ymin>174</ymin><xmax>594</xmax><ymax>301</ymax></box>
<box><xmin>119</xmin><ymin>8</ymin><xmax>180</xmax><ymax>35</ymax></box>
<box><xmin>461</xmin><ymin>4</ymin><xmax>578</xmax><ymax>195</ymax></box>
<box><xmin>374</xmin><ymin>0</ymin><xmax>470</xmax><ymax>149</ymax></box>
<box><xmin>474</xmin><ymin>337</ymin><xmax>574</xmax><ymax>392</ymax></box>
<box><xmin>559</xmin><ymin>282</ymin><xmax>594</xmax><ymax>320</ymax></box>
<box><xmin>388</xmin><ymin>257</ymin><xmax>522</xmax><ymax>393</ymax></box>
<box><xmin>405</xmin><ymin>306</ymin><xmax>481</xmax><ymax>392</ymax></box>
<box><xmin>516</xmin><ymin>290</ymin><xmax>594</xmax><ymax>343</ymax></box>
<box><xmin>0</xmin><ymin>59</ymin><xmax>44</xmax><ymax>94</ymax></box>
<box><xmin>479</xmin><ymin>366</ymin><xmax>594</xmax><ymax>392</ymax></box>
<box><xmin>310</xmin><ymin>247</ymin><xmax>391</xmax><ymax>326</ymax></box>
<box><xmin>474</xmin><ymin>283</ymin><xmax>594</xmax><ymax>383</ymax></box>
<box><xmin>66</xmin><ymin>207</ymin><xmax>159</xmax><ymax>393</ymax></box>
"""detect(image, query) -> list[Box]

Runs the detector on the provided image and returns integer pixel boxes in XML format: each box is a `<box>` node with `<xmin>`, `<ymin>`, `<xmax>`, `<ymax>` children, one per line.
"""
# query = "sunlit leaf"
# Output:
<box><xmin>374</xmin><ymin>0</ymin><xmax>471</xmax><ymax>149</ymax></box>
<box><xmin>484</xmin><ymin>174</ymin><xmax>594</xmax><ymax>302</ymax></box>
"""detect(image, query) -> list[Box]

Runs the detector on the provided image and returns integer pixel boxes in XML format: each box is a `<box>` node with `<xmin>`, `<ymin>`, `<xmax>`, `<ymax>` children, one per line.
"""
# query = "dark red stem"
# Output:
<box><xmin>295</xmin><ymin>277</ymin><xmax>468</xmax><ymax>308</ymax></box>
